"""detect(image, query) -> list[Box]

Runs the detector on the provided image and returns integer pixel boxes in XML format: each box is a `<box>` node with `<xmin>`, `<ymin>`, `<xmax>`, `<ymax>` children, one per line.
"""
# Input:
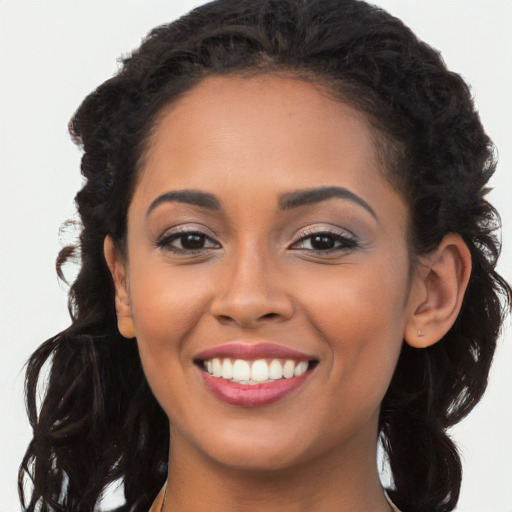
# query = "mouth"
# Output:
<box><xmin>194</xmin><ymin>343</ymin><xmax>318</xmax><ymax>407</ymax></box>
<box><xmin>197</xmin><ymin>357</ymin><xmax>317</xmax><ymax>384</ymax></box>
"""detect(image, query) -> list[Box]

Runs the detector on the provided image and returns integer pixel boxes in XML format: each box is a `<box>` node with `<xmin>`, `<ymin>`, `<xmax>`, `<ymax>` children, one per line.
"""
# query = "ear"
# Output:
<box><xmin>104</xmin><ymin>236</ymin><xmax>136</xmax><ymax>339</ymax></box>
<box><xmin>405</xmin><ymin>234</ymin><xmax>471</xmax><ymax>349</ymax></box>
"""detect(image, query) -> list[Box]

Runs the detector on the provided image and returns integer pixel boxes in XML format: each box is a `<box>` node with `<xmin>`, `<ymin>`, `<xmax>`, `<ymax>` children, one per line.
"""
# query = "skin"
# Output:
<box><xmin>105</xmin><ymin>75</ymin><xmax>471</xmax><ymax>512</ymax></box>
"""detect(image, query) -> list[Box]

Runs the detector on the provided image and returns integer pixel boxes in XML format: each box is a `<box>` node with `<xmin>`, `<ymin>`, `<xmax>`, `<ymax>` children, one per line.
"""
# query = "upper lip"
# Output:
<box><xmin>194</xmin><ymin>342</ymin><xmax>316</xmax><ymax>361</ymax></box>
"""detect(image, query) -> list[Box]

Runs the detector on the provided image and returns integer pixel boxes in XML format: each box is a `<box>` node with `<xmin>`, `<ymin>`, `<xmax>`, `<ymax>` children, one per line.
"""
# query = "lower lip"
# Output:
<box><xmin>201</xmin><ymin>371</ymin><xmax>311</xmax><ymax>407</ymax></box>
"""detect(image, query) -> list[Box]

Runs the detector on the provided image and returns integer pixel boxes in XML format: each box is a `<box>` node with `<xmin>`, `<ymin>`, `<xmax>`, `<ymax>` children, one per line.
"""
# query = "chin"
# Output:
<box><xmin>193</xmin><ymin>424</ymin><xmax>325</xmax><ymax>474</ymax></box>
<box><xmin>209</xmin><ymin>446</ymin><xmax>308</xmax><ymax>473</ymax></box>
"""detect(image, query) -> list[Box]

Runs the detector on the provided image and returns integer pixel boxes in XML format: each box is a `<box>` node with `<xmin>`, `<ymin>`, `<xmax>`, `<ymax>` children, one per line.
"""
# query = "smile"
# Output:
<box><xmin>194</xmin><ymin>343</ymin><xmax>318</xmax><ymax>407</ymax></box>
<box><xmin>202</xmin><ymin>358</ymin><xmax>311</xmax><ymax>384</ymax></box>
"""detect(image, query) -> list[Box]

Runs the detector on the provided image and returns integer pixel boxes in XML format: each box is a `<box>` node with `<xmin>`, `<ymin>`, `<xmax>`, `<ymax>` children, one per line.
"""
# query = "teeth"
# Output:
<box><xmin>212</xmin><ymin>358</ymin><xmax>222</xmax><ymax>377</ymax></box>
<box><xmin>221</xmin><ymin>359</ymin><xmax>233</xmax><ymax>379</ymax></box>
<box><xmin>294</xmin><ymin>361</ymin><xmax>308</xmax><ymax>377</ymax></box>
<box><xmin>251</xmin><ymin>359</ymin><xmax>269</xmax><ymax>382</ymax></box>
<box><xmin>282</xmin><ymin>360</ymin><xmax>295</xmax><ymax>379</ymax></box>
<box><xmin>232</xmin><ymin>359</ymin><xmax>251</xmax><ymax>381</ymax></box>
<box><xmin>203</xmin><ymin>358</ymin><xmax>311</xmax><ymax>384</ymax></box>
<box><xmin>269</xmin><ymin>359</ymin><xmax>283</xmax><ymax>380</ymax></box>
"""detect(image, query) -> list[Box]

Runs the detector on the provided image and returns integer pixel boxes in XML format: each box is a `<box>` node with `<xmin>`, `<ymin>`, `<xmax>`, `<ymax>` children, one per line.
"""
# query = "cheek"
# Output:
<box><xmin>128</xmin><ymin>261</ymin><xmax>213</xmax><ymax>360</ymax></box>
<box><xmin>126</xmin><ymin>262</ymin><xmax>216</xmax><ymax>420</ymax></box>
<box><xmin>295</xmin><ymin>256</ymin><xmax>409</xmax><ymax>384</ymax></box>
<box><xmin>299</xmin><ymin>262</ymin><xmax>408</xmax><ymax>338</ymax></box>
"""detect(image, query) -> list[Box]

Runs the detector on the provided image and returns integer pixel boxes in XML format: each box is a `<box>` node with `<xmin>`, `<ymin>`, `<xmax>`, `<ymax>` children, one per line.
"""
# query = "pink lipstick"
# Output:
<box><xmin>201</xmin><ymin>371</ymin><xmax>310</xmax><ymax>407</ymax></box>
<box><xmin>195</xmin><ymin>343</ymin><xmax>317</xmax><ymax>407</ymax></box>
<box><xmin>195</xmin><ymin>342</ymin><xmax>314</xmax><ymax>361</ymax></box>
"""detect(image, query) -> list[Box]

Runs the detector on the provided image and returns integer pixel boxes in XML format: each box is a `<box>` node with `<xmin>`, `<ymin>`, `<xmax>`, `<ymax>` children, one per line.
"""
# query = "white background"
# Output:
<box><xmin>0</xmin><ymin>1</ymin><xmax>510</xmax><ymax>511</ymax></box>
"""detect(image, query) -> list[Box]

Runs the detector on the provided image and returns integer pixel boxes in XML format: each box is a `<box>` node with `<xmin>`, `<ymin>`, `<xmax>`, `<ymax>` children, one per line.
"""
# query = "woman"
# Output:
<box><xmin>18</xmin><ymin>0</ymin><xmax>511</xmax><ymax>511</ymax></box>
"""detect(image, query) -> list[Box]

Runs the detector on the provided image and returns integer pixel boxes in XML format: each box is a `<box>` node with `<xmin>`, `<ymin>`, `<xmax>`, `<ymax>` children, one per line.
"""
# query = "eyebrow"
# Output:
<box><xmin>278</xmin><ymin>186</ymin><xmax>377</xmax><ymax>220</ymax></box>
<box><xmin>146</xmin><ymin>186</ymin><xmax>377</xmax><ymax>220</ymax></box>
<box><xmin>146</xmin><ymin>190</ymin><xmax>221</xmax><ymax>216</ymax></box>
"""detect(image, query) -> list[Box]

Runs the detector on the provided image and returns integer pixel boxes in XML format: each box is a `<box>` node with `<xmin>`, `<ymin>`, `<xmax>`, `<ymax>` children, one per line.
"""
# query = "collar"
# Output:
<box><xmin>148</xmin><ymin>481</ymin><xmax>167</xmax><ymax>512</ymax></box>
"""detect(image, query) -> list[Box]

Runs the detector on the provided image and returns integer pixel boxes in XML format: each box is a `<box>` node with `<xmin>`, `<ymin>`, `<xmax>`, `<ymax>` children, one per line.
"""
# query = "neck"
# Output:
<box><xmin>162</xmin><ymin>423</ymin><xmax>391</xmax><ymax>512</ymax></box>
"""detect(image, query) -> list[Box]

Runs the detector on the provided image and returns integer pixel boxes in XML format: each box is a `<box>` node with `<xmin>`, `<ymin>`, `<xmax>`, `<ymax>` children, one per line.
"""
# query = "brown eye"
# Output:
<box><xmin>157</xmin><ymin>230</ymin><xmax>221</xmax><ymax>253</ymax></box>
<box><xmin>290</xmin><ymin>229</ymin><xmax>358</xmax><ymax>253</ymax></box>
<box><xmin>180</xmin><ymin>233</ymin><xmax>207</xmax><ymax>249</ymax></box>
<box><xmin>309</xmin><ymin>235</ymin><xmax>336</xmax><ymax>250</ymax></box>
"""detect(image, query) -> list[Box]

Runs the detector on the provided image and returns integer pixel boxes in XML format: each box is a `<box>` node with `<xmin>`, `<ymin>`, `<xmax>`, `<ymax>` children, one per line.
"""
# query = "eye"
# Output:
<box><xmin>290</xmin><ymin>229</ymin><xmax>358</xmax><ymax>253</ymax></box>
<box><xmin>157</xmin><ymin>229</ymin><xmax>221</xmax><ymax>253</ymax></box>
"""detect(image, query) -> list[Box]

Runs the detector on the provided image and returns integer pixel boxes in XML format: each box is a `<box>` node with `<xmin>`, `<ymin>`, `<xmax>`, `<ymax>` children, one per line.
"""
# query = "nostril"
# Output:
<box><xmin>214</xmin><ymin>312</ymin><xmax>281</xmax><ymax>326</ymax></box>
<box><xmin>217</xmin><ymin>314</ymin><xmax>235</xmax><ymax>324</ymax></box>
<box><xmin>261</xmin><ymin>312</ymin><xmax>279</xmax><ymax>320</ymax></box>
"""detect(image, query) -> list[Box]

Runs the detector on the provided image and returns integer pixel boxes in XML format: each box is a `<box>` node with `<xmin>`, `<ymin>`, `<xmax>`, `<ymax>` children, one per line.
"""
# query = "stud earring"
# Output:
<box><xmin>417</xmin><ymin>329</ymin><xmax>424</xmax><ymax>337</ymax></box>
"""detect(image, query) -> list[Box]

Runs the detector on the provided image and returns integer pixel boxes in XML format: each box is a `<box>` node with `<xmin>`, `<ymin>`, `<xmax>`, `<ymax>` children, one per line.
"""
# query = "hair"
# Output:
<box><xmin>20</xmin><ymin>1</ymin><xmax>511</xmax><ymax>511</ymax></box>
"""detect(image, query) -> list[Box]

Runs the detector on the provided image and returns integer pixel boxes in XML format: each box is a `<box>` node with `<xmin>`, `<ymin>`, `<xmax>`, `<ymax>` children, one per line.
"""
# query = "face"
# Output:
<box><xmin>113</xmin><ymin>75</ymin><xmax>421</xmax><ymax>472</ymax></box>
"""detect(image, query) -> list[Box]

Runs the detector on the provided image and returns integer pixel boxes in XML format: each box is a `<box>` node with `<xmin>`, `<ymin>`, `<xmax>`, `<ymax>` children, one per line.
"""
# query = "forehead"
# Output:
<box><xmin>141</xmin><ymin>75</ymin><xmax>378</xmax><ymax>185</ymax></box>
<box><xmin>134</xmin><ymin>74</ymin><xmax>407</xmax><ymax>232</ymax></box>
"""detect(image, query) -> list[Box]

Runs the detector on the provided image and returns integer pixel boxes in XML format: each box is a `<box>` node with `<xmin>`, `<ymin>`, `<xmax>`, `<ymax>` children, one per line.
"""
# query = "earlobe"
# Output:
<box><xmin>104</xmin><ymin>236</ymin><xmax>136</xmax><ymax>339</ymax></box>
<box><xmin>405</xmin><ymin>234</ymin><xmax>471</xmax><ymax>349</ymax></box>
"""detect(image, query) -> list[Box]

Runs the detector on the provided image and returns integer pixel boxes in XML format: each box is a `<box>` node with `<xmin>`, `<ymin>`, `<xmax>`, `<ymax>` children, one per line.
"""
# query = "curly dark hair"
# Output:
<box><xmin>19</xmin><ymin>1</ymin><xmax>511</xmax><ymax>511</ymax></box>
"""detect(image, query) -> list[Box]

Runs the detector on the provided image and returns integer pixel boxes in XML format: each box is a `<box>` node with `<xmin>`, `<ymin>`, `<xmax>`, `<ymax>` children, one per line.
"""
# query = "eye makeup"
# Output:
<box><xmin>156</xmin><ymin>227</ymin><xmax>221</xmax><ymax>254</ymax></box>
<box><xmin>289</xmin><ymin>227</ymin><xmax>359</xmax><ymax>253</ymax></box>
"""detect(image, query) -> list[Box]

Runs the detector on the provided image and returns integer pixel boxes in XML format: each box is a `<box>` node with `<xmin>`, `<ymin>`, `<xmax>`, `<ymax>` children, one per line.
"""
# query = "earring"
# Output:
<box><xmin>417</xmin><ymin>329</ymin><xmax>424</xmax><ymax>337</ymax></box>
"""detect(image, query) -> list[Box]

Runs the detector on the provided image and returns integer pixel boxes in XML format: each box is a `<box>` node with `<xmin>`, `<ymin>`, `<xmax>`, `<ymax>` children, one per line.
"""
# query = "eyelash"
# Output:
<box><xmin>156</xmin><ymin>228</ymin><xmax>220</xmax><ymax>254</ymax></box>
<box><xmin>289</xmin><ymin>228</ymin><xmax>359</xmax><ymax>253</ymax></box>
<box><xmin>156</xmin><ymin>227</ymin><xmax>358</xmax><ymax>255</ymax></box>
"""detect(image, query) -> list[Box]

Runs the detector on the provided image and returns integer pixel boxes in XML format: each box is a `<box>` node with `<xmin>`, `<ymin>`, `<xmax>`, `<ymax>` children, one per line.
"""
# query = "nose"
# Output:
<box><xmin>209</xmin><ymin>246</ymin><xmax>294</xmax><ymax>329</ymax></box>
